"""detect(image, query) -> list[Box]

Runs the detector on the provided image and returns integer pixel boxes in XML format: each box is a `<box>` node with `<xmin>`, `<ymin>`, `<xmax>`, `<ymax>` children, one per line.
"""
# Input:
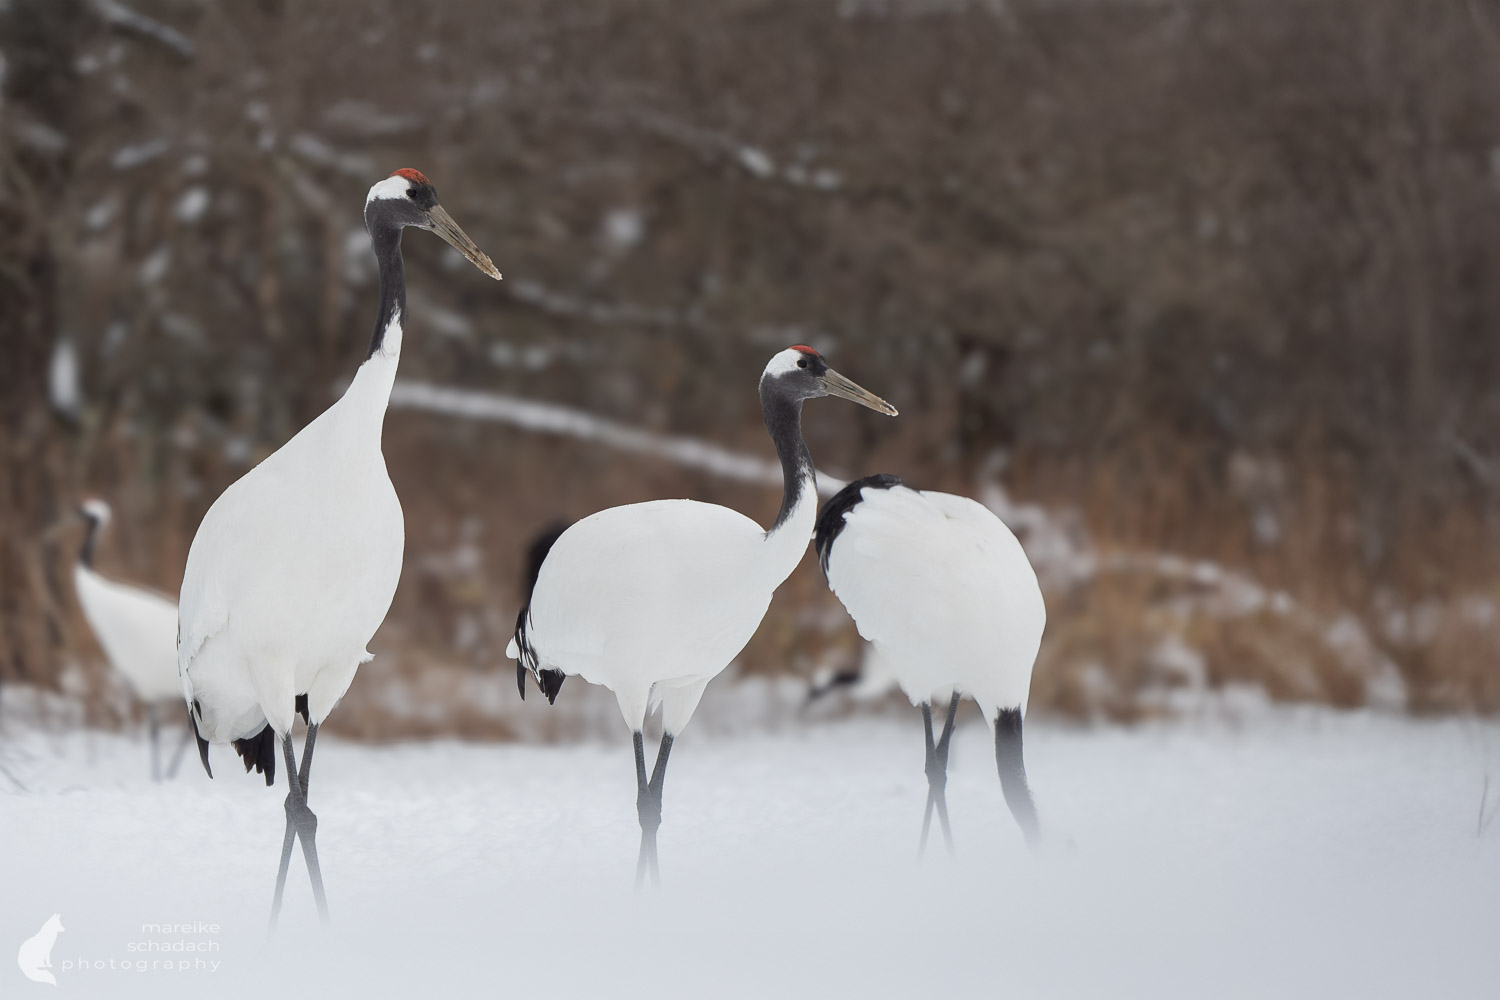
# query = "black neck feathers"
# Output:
<box><xmin>78</xmin><ymin>516</ymin><xmax>101</xmax><ymax>568</ymax></box>
<box><xmin>813</xmin><ymin>473</ymin><xmax>903</xmax><ymax>575</ymax></box>
<box><xmin>760</xmin><ymin>378</ymin><xmax>815</xmax><ymax>530</ymax></box>
<box><xmin>367</xmin><ymin>203</ymin><xmax>408</xmax><ymax>358</ymax></box>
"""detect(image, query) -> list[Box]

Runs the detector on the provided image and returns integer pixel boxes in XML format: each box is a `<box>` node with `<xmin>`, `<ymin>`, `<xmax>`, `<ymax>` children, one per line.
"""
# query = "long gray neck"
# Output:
<box><xmin>79</xmin><ymin>517</ymin><xmax>101</xmax><ymax>568</ymax></box>
<box><xmin>367</xmin><ymin>211</ymin><xmax>406</xmax><ymax>358</ymax></box>
<box><xmin>760</xmin><ymin>380</ymin><xmax>814</xmax><ymax>531</ymax></box>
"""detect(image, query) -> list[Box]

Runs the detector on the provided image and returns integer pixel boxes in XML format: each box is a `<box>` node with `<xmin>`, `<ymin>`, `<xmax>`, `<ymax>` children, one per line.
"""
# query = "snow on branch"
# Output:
<box><xmin>93</xmin><ymin>0</ymin><xmax>195</xmax><ymax>62</ymax></box>
<box><xmin>1444</xmin><ymin>431</ymin><xmax>1500</xmax><ymax>495</ymax></box>
<box><xmin>388</xmin><ymin>380</ymin><xmax>847</xmax><ymax>497</ymax></box>
<box><xmin>288</xmin><ymin>134</ymin><xmax>376</xmax><ymax>183</ymax></box>
<box><xmin>506</xmin><ymin>278</ymin><xmax>694</xmax><ymax>329</ymax></box>
<box><xmin>592</xmin><ymin>108</ymin><xmax>843</xmax><ymax>191</ymax></box>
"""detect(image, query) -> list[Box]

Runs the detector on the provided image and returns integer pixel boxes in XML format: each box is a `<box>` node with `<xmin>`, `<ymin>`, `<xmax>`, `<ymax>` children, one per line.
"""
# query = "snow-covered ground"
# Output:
<box><xmin>3</xmin><ymin>701</ymin><xmax>1498</xmax><ymax>998</ymax></box>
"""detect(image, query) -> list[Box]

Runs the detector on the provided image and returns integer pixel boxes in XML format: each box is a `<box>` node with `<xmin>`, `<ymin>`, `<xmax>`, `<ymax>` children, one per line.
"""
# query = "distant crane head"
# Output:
<box><xmin>78</xmin><ymin>497</ymin><xmax>111</xmax><ymax>527</ymax></box>
<box><xmin>364</xmin><ymin>168</ymin><xmax>502</xmax><ymax>281</ymax></box>
<box><xmin>761</xmin><ymin>346</ymin><xmax>899</xmax><ymax>415</ymax></box>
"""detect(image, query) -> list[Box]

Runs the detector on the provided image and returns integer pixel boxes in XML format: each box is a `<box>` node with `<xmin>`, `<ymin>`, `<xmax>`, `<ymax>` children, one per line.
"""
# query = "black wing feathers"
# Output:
<box><xmin>813</xmin><ymin>474</ymin><xmax>903</xmax><ymax>576</ymax></box>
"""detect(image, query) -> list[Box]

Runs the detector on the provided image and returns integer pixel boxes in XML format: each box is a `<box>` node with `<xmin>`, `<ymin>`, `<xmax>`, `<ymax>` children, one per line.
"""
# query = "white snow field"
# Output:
<box><xmin>3</xmin><ymin>699</ymin><xmax>1498</xmax><ymax>999</ymax></box>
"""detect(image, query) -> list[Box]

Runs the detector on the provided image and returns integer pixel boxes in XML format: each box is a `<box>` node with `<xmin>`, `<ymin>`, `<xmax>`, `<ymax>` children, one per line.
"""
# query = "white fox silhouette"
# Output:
<box><xmin>17</xmin><ymin>913</ymin><xmax>64</xmax><ymax>986</ymax></box>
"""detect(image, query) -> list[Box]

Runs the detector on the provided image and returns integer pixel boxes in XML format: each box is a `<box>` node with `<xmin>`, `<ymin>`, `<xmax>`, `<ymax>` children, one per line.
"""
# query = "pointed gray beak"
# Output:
<box><xmin>820</xmin><ymin>368</ymin><xmax>898</xmax><ymax>416</ymax></box>
<box><xmin>426</xmin><ymin>204</ymin><xmax>502</xmax><ymax>280</ymax></box>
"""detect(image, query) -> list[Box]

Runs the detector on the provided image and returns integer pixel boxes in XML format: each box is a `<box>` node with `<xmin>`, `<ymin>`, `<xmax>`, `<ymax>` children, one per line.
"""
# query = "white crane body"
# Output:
<box><xmin>511</xmin><ymin>489</ymin><xmax>813</xmax><ymax>732</ymax></box>
<box><xmin>821</xmin><ymin>483</ymin><xmax>1044</xmax><ymax>723</ymax></box>
<box><xmin>815</xmin><ymin>474</ymin><xmax>1046</xmax><ymax>851</ymax></box>
<box><xmin>178</xmin><ymin>336</ymin><xmax>405</xmax><ymax>742</ymax></box>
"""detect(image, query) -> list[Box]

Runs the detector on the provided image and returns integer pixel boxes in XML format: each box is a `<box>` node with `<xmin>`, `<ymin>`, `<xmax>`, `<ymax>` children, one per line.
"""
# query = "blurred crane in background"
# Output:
<box><xmin>805</xmin><ymin>643</ymin><xmax>902</xmax><ymax>705</ymax></box>
<box><xmin>73</xmin><ymin>498</ymin><xmax>188</xmax><ymax>782</ymax></box>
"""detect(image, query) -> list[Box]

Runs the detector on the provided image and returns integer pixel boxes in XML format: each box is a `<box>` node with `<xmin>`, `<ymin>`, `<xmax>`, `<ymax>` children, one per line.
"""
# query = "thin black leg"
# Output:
<box><xmin>164</xmin><ymin>723</ymin><xmax>193</xmax><ymax>780</ymax></box>
<box><xmin>269</xmin><ymin>735</ymin><xmax>300</xmax><ymax>934</ymax></box>
<box><xmin>633</xmin><ymin>731</ymin><xmax>651</xmax><ymax>888</ymax></box>
<box><xmin>646</xmin><ymin>733</ymin><xmax>673</xmax><ymax>885</ymax></box>
<box><xmin>294</xmin><ymin>724</ymin><xmax>330</xmax><ymax>924</ymax></box>
<box><xmin>932</xmin><ymin>693</ymin><xmax>960</xmax><ymax>853</ymax></box>
<box><xmin>633</xmin><ymin>731</ymin><xmax>674</xmax><ymax>888</ymax></box>
<box><xmin>994</xmin><ymin>708</ymin><xmax>1040</xmax><ymax>850</ymax></box>
<box><xmin>918</xmin><ymin>694</ymin><xmax>962</xmax><ymax>857</ymax></box>
<box><xmin>149</xmin><ymin>705</ymin><xmax>161</xmax><ymax>783</ymax></box>
<box><xmin>268</xmin><ymin>724</ymin><xmax>331</xmax><ymax>933</ymax></box>
<box><xmin>918</xmin><ymin>702</ymin><xmax>938</xmax><ymax>857</ymax></box>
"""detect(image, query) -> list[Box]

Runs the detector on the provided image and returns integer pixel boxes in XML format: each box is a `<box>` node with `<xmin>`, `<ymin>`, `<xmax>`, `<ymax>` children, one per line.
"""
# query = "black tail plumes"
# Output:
<box><xmin>189</xmin><ymin>697</ymin><xmax>306</xmax><ymax>788</ymax></box>
<box><xmin>232</xmin><ymin>725</ymin><xmax>278</xmax><ymax>787</ymax></box>
<box><xmin>994</xmin><ymin>708</ymin><xmax>1040</xmax><ymax>848</ymax></box>
<box><xmin>514</xmin><ymin>604</ymin><xmax>537</xmax><ymax>699</ymax></box>
<box><xmin>513</xmin><ymin>522</ymin><xmax>569</xmax><ymax>705</ymax></box>
<box><xmin>805</xmin><ymin>665</ymin><xmax>863</xmax><ymax>703</ymax></box>
<box><xmin>538</xmin><ymin>668</ymin><xmax>565</xmax><ymax>703</ymax></box>
<box><xmin>189</xmin><ymin>702</ymin><xmax>212</xmax><ymax>779</ymax></box>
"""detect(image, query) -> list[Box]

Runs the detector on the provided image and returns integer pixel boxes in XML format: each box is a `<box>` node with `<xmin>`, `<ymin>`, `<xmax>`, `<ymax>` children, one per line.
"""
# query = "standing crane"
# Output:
<box><xmin>510</xmin><ymin>347</ymin><xmax>896</xmax><ymax>885</ymax></box>
<box><xmin>813</xmin><ymin>474</ymin><xmax>1046</xmax><ymax>854</ymax></box>
<box><xmin>73</xmin><ymin>498</ymin><xmax>188</xmax><ymax>781</ymax></box>
<box><xmin>178</xmin><ymin>169</ymin><xmax>500</xmax><ymax>927</ymax></box>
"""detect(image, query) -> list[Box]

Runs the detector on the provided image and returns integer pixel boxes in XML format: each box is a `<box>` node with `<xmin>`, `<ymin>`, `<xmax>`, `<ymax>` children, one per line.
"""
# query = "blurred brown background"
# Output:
<box><xmin>3</xmin><ymin>0</ymin><xmax>1499</xmax><ymax>737</ymax></box>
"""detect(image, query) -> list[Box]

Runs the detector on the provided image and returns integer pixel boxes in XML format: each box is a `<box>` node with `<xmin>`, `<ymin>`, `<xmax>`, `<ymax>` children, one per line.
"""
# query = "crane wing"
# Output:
<box><xmin>826</xmin><ymin>485</ymin><xmax>1044</xmax><ymax>669</ymax></box>
<box><xmin>525</xmin><ymin>499</ymin><xmax>769</xmax><ymax>678</ymax></box>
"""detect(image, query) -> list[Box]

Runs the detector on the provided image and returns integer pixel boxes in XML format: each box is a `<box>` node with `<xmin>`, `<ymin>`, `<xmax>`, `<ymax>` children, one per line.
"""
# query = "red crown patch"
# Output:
<box><xmin>390</xmin><ymin>168</ymin><xmax>431</xmax><ymax>186</ymax></box>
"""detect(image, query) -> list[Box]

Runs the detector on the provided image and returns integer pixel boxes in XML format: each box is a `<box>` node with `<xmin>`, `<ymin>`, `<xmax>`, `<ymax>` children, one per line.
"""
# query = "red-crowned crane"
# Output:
<box><xmin>813</xmin><ymin>475</ymin><xmax>1046</xmax><ymax>854</ymax></box>
<box><xmin>177</xmin><ymin>169</ymin><xmax>500</xmax><ymax>927</ymax></box>
<box><xmin>73</xmin><ymin>498</ymin><xmax>189</xmax><ymax>781</ymax></box>
<box><xmin>510</xmin><ymin>347</ymin><xmax>896</xmax><ymax>885</ymax></box>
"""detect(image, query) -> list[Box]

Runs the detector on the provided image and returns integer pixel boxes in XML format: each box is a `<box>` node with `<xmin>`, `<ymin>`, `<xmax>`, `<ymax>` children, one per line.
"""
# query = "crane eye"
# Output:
<box><xmin>407</xmin><ymin>188</ymin><xmax>421</xmax><ymax>199</ymax></box>
<box><xmin>797</xmin><ymin>359</ymin><xmax>808</xmax><ymax>369</ymax></box>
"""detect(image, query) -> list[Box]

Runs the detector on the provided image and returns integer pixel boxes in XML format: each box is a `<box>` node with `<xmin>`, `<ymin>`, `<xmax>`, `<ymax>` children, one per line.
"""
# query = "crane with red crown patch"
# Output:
<box><xmin>507</xmin><ymin>345</ymin><xmax>895</xmax><ymax>886</ymax></box>
<box><xmin>176</xmin><ymin>169</ymin><xmax>500</xmax><ymax>932</ymax></box>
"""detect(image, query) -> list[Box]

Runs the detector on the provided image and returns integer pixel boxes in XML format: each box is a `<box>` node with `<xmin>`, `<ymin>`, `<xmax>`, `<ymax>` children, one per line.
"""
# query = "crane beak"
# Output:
<box><xmin>820</xmin><ymin>368</ymin><xmax>898</xmax><ymax>416</ymax></box>
<box><xmin>426</xmin><ymin>204</ymin><xmax>502</xmax><ymax>280</ymax></box>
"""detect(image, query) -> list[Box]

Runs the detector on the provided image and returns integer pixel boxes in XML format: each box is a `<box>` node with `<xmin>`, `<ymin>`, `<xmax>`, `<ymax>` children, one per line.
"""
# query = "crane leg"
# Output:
<box><xmin>919</xmin><ymin>782</ymin><xmax>938</xmax><ymax>857</ymax></box>
<box><xmin>918</xmin><ymin>703</ymin><xmax>937</xmax><ymax>856</ymax></box>
<box><xmin>633</xmin><ymin>732</ymin><xmax>652</xmax><ymax>887</ymax></box>
<box><xmin>269</xmin><ymin>814</ymin><xmax>297</xmax><ymax>936</ymax></box>
<box><xmin>633</xmin><ymin>730</ymin><xmax>674</xmax><ymax>888</ymax></box>
<box><xmin>994</xmin><ymin>708</ymin><xmax>1040</xmax><ymax>850</ymax></box>
<box><xmin>918</xmin><ymin>694</ymin><xmax>961</xmax><ymax>858</ymax></box>
<box><xmin>148</xmin><ymin>705</ymin><xmax>161</xmax><ymax>783</ymax></box>
<box><xmin>164</xmin><ymin>722</ymin><xmax>193</xmax><ymax>780</ymax></box>
<box><xmin>269</xmin><ymin>724</ymin><xmax>331</xmax><ymax>933</ymax></box>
